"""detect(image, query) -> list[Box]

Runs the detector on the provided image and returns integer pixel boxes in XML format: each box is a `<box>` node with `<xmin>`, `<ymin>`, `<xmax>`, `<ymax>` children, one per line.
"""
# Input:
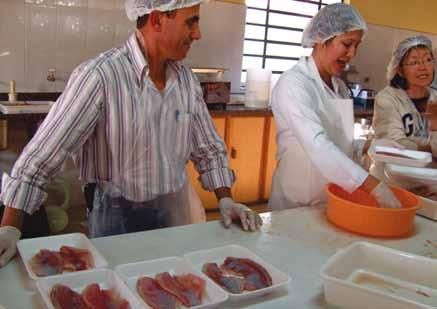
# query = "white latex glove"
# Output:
<box><xmin>218</xmin><ymin>197</ymin><xmax>263</xmax><ymax>231</ymax></box>
<box><xmin>0</xmin><ymin>226</ymin><xmax>21</xmax><ymax>267</ymax></box>
<box><xmin>370</xmin><ymin>182</ymin><xmax>403</xmax><ymax>209</ymax></box>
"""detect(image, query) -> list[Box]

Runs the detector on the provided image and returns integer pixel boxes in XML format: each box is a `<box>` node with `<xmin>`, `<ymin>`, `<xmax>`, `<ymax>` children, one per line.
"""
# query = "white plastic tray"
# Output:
<box><xmin>385</xmin><ymin>164</ymin><xmax>437</xmax><ymax>186</ymax></box>
<box><xmin>321</xmin><ymin>242</ymin><xmax>437</xmax><ymax>309</ymax></box>
<box><xmin>417</xmin><ymin>196</ymin><xmax>437</xmax><ymax>221</ymax></box>
<box><xmin>370</xmin><ymin>146</ymin><xmax>432</xmax><ymax>167</ymax></box>
<box><xmin>36</xmin><ymin>269</ymin><xmax>142</xmax><ymax>309</ymax></box>
<box><xmin>115</xmin><ymin>256</ymin><xmax>228</xmax><ymax>308</ymax></box>
<box><xmin>17</xmin><ymin>233</ymin><xmax>108</xmax><ymax>280</ymax></box>
<box><xmin>183</xmin><ymin>244</ymin><xmax>291</xmax><ymax>302</ymax></box>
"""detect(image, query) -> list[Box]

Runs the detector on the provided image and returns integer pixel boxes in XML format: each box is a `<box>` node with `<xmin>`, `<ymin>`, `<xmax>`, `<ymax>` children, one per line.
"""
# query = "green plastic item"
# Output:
<box><xmin>45</xmin><ymin>177</ymin><xmax>71</xmax><ymax>234</ymax></box>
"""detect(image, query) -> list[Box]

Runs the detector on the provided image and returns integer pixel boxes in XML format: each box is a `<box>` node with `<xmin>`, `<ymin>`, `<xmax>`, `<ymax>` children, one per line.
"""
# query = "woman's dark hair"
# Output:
<box><xmin>390</xmin><ymin>73</ymin><xmax>408</xmax><ymax>90</ymax></box>
<box><xmin>390</xmin><ymin>44</ymin><xmax>434</xmax><ymax>90</ymax></box>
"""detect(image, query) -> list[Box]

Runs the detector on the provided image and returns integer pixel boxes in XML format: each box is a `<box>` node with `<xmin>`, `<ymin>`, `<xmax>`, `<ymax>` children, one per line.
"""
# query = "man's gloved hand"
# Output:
<box><xmin>0</xmin><ymin>226</ymin><xmax>21</xmax><ymax>267</ymax></box>
<box><xmin>218</xmin><ymin>197</ymin><xmax>263</xmax><ymax>231</ymax></box>
<box><xmin>370</xmin><ymin>182</ymin><xmax>402</xmax><ymax>209</ymax></box>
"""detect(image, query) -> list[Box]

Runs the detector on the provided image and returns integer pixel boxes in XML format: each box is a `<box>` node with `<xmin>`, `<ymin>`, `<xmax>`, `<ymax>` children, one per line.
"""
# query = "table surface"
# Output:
<box><xmin>0</xmin><ymin>101</ymin><xmax>52</xmax><ymax>115</ymax></box>
<box><xmin>1</xmin><ymin>205</ymin><xmax>436</xmax><ymax>309</ymax></box>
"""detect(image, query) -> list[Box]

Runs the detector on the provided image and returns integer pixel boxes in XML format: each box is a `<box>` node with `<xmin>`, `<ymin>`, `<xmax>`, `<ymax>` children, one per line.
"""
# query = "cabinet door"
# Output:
<box><xmin>263</xmin><ymin>117</ymin><xmax>276</xmax><ymax>200</ymax></box>
<box><xmin>228</xmin><ymin>116</ymin><xmax>265</xmax><ymax>203</ymax></box>
<box><xmin>187</xmin><ymin>116</ymin><xmax>226</xmax><ymax>209</ymax></box>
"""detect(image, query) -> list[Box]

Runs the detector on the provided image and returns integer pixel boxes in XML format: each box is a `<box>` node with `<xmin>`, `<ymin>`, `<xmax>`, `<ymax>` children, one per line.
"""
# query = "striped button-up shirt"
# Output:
<box><xmin>1</xmin><ymin>32</ymin><xmax>235</xmax><ymax>214</ymax></box>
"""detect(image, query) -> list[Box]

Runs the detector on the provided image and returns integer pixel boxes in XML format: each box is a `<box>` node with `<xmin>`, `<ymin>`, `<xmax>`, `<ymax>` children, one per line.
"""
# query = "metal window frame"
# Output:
<box><xmin>242</xmin><ymin>0</ymin><xmax>343</xmax><ymax>79</ymax></box>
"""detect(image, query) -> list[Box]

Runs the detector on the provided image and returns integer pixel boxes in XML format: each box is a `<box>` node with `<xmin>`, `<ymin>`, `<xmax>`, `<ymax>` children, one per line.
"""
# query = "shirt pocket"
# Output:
<box><xmin>162</xmin><ymin>111</ymin><xmax>193</xmax><ymax>164</ymax></box>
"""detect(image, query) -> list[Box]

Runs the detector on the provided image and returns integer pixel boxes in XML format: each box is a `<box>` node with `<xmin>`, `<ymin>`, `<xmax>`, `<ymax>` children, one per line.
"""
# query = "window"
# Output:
<box><xmin>242</xmin><ymin>0</ymin><xmax>343</xmax><ymax>87</ymax></box>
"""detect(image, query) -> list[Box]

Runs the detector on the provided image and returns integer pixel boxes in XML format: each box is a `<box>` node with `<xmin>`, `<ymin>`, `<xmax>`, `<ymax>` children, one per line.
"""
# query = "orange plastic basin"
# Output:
<box><xmin>325</xmin><ymin>183</ymin><xmax>420</xmax><ymax>238</ymax></box>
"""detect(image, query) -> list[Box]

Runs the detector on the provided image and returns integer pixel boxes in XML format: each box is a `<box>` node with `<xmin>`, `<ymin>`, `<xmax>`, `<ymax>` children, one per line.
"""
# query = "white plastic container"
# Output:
<box><xmin>417</xmin><ymin>196</ymin><xmax>437</xmax><ymax>221</ymax></box>
<box><xmin>369</xmin><ymin>146</ymin><xmax>432</xmax><ymax>167</ymax></box>
<box><xmin>36</xmin><ymin>269</ymin><xmax>142</xmax><ymax>309</ymax></box>
<box><xmin>115</xmin><ymin>256</ymin><xmax>228</xmax><ymax>308</ymax></box>
<box><xmin>184</xmin><ymin>244</ymin><xmax>291</xmax><ymax>302</ymax></box>
<box><xmin>244</xmin><ymin>68</ymin><xmax>272</xmax><ymax>108</ymax></box>
<box><xmin>384</xmin><ymin>164</ymin><xmax>437</xmax><ymax>220</ymax></box>
<box><xmin>385</xmin><ymin>164</ymin><xmax>437</xmax><ymax>186</ymax></box>
<box><xmin>17</xmin><ymin>233</ymin><xmax>108</xmax><ymax>280</ymax></box>
<box><xmin>321</xmin><ymin>242</ymin><xmax>437</xmax><ymax>309</ymax></box>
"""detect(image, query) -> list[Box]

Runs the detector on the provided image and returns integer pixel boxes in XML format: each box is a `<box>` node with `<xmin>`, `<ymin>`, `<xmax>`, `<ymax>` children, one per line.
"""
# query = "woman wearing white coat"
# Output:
<box><xmin>269</xmin><ymin>3</ymin><xmax>403</xmax><ymax>210</ymax></box>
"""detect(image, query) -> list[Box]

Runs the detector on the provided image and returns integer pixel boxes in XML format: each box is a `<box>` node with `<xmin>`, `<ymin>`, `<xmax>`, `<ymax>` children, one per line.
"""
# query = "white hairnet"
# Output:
<box><xmin>125</xmin><ymin>0</ymin><xmax>207</xmax><ymax>21</ymax></box>
<box><xmin>386</xmin><ymin>35</ymin><xmax>433</xmax><ymax>81</ymax></box>
<box><xmin>301</xmin><ymin>3</ymin><xmax>367</xmax><ymax>48</ymax></box>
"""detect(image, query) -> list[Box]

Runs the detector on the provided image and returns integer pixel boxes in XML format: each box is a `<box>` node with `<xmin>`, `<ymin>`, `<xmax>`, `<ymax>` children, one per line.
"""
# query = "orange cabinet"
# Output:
<box><xmin>187</xmin><ymin>114</ymin><xmax>276</xmax><ymax>209</ymax></box>
<box><xmin>263</xmin><ymin>117</ymin><xmax>276</xmax><ymax>200</ymax></box>
<box><xmin>227</xmin><ymin>116</ymin><xmax>265</xmax><ymax>203</ymax></box>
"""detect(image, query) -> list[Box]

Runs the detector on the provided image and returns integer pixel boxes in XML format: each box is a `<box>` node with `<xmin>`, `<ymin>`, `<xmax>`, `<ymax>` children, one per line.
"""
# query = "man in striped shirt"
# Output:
<box><xmin>0</xmin><ymin>0</ymin><xmax>262</xmax><ymax>267</ymax></box>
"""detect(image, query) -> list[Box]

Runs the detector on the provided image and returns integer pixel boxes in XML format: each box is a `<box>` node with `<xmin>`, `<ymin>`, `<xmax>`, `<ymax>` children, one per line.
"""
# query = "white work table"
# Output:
<box><xmin>1</xmin><ymin>205</ymin><xmax>436</xmax><ymax>308</ymax></box>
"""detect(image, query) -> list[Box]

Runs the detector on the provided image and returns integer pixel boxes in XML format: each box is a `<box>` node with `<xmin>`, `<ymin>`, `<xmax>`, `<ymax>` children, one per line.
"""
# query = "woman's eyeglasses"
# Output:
<box><xmin>402</xmin><ymin>57</ymin><xmax>435</xmax><ymax>67</ymax></box>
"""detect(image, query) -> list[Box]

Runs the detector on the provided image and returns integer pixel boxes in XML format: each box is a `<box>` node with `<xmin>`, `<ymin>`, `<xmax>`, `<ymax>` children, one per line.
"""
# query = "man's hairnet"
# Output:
<box><xmin>125</xmin><ymin>0</ymin><xmax>207</xmax><ymax>21</ymax></box>
<box><xmin>301</xmin><ymin>3</ymin><xmax>367</xmax><ymax>48</ymax></box>
<box><xmin>386</xmin><ymin>35</ymin><xmax>433</xmax><ymax>81</ymax></box>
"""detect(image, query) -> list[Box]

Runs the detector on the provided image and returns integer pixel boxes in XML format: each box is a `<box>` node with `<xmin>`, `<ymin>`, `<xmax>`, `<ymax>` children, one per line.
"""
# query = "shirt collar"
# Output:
<box><xmin>126</xmin><ymin>31</ymin><xmax>183</xmax><ymax>84</ymax></box>
<box><xmin>126</xmin><ymin>31</ymin><xmax>148</xmax><ymax>82</ymax></box>
<box><xmin>304</xmin><ymin>56</ymin><xmax>343</xmax><ymax>97</ymax></box>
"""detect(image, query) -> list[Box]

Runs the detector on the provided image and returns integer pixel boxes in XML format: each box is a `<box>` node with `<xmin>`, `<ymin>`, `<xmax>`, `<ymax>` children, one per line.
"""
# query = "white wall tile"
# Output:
<box><xmin>26</xmin><ymin>3</ymin><xmax>57</xmax><ymax>52</ymax></box>
<box><xmin>56</xmin><ymin>0</ymin><xmax>87</xmax><ymax>8</ymax></box>
<box><xmin>114</xmin><ymin>13</ymin><xmax>134</xmax><ymax>48</ymax></box>
<box><xmin>2</xmin><ymin>0</ymin><xmax>245</xmax><ymax>93</ymax></box>
<box><xmin>0</xmin><ymin>0</ymin><xmax>25</xmax><ymax>47</ymax></box>
<box><xmin>88</xmin><ymin>0</ymin><xmax>116</xmax><ymax>10</ymax></box>
<box><xmin>25</xmin><ymin>1</ymin><xmax>57</xmax><ymax>91</ymax></box>
<box><xmin>26</xmin><ymin>50</ymin><xmax>57</xmax><ymax>92</ymax></box>
<box><xmin>0</xmin><ymin>47</ymin><xmax>26</xmax><ymax>93</ymax></box>
<box><xmin>0</xmin><ymin>0</ymin><xmax>25</xmax><ymax>92</ymax></box>
<box><xmin>56</xmin><ymin>6</ymin><xmax>87</xmax><ymax>51</ymax></box>
<box><xmin>86</xmin><ymin>5</ymin><xmax>116</xmax><ymax>55</ymax></box>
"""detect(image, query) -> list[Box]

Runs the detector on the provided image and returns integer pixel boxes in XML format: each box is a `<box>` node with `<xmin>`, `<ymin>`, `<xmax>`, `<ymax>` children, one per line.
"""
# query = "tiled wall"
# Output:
<box><xmin>0</xmin><ymin>0</ymin><xmax>134</xmax><ymax>93</ymax></box>
<box><xmin>0</xmin><ymin>0</ymin><xmax>246</xmax><ymax>94</ymax></box>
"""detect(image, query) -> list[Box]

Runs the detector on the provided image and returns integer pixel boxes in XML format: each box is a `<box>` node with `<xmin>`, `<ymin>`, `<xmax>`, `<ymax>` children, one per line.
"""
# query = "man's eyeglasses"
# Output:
<box><xmin>402</xmin><ymin>57</ymin><xmax>435</xmax><ymax>67</ymax></box>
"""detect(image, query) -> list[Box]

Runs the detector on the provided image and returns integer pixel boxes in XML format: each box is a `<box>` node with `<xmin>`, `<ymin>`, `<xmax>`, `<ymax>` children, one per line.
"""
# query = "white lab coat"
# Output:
<box><xmin>269</xmin><ymin>56</ymin><xmax>368</xmax><ymax>210</ymax></box>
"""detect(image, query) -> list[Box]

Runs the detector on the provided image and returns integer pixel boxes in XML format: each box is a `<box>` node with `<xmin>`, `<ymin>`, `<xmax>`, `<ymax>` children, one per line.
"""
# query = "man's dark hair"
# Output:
<box><xmin>136</xmin><ymin>10</ymin><xmax>177</xmax><ymax>29</ymax></box>
<box><xmin>136</xmin><ymin>14</ymin><xmax>149</xmax><ymax>29</ymax></box>
<box><xmin>390</xmin><ymin>44</ymin><xmax>434</xmax><ymax>90</ymax></box>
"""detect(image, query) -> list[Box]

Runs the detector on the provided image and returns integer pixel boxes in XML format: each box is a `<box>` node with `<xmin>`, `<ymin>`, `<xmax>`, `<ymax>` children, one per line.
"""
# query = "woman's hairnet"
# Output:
<box><xmin>386</xmin><ymin>35</ymin><xmax>433</xmax><ymax>81</ymax></box>
<box><xmin>125</xmin><ymin>0</ymin><xmax>207</xmax><ymax>21</ymax></box>
<box><xmin>301</xmin><ymin>3</ymin><xmax>367</xmax><ymax>48</ymax></box>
